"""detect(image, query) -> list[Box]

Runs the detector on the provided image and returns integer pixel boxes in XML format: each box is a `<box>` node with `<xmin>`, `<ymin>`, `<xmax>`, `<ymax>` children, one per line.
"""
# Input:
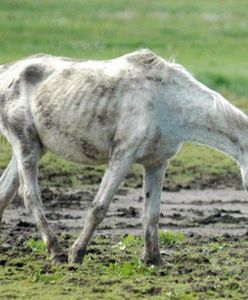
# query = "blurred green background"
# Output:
<box><xmin>0</xmin><ymin>0</ymin><xmax>247</xmax><ymax>189</ymax></box>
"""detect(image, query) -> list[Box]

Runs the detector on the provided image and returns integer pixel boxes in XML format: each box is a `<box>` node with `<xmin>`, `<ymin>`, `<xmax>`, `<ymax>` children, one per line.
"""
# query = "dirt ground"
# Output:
<box><xmin>1</xmin><ymin>185</ymin><xmax>248</xmax><ymax>240</ymax></box>
<box><xmin>1</xmin><ymin>184</ymin><xmax>248</xmax><ymax>300</ymax></box>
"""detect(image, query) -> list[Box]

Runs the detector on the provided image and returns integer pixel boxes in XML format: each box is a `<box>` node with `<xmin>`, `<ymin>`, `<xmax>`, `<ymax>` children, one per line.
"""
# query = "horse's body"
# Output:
<box><xmin>0</xmin><ymin>49</ymin><xmax>247</xmax><ymax>265</ymax></box>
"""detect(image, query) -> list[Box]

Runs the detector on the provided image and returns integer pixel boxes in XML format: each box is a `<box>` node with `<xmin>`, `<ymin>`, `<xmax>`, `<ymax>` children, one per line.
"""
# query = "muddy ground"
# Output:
<box><xmin>1</xmin><ymin>183</ymin><xmax>248</xmax><ymax>299</ymax></box>
<box><xmin>1</xmin><ymin>185</ymin><xmax>248</xmax><ymax>240</ymax></box>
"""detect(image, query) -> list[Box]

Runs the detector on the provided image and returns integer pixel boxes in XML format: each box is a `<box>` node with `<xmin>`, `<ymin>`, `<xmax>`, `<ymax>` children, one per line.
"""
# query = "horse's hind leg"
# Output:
<box><xmin>10</xmin><ymin>125</ymin><xmax>66</xmax><ymax>263</ymax></box>
<box><xmin>0</xmin><ymin>154</ymin><xmax>19</xmax><ymax>223</ymax></box>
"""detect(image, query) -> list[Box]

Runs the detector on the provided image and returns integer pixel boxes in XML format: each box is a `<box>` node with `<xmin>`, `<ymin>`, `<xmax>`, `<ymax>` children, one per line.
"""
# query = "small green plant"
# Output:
<box><xmin>107</xmin><ymin>259</ymin><xmax>157</xmax><ymax>278</ymax></box>
<box><xmin>122</xmin><ymin>234</ymin><xmax>142</xmax><ymax>247</ymax></box>
<box><xmin>159</xmin><ymin>230</ymin><xmax>185</xmax><ymax>245</ymax></box>
<box><xmin>107</xmin><ymin>261</ymin><xmax>136</xmax><ymax>277</ymax></box>
<box><xmin>26</xmin><ymin>239</ymin><xmax>46</xmax><ymax>253</ymax></box>
<box><xmin>208</xmin><ymin>242</ymin><xmax>224</xmax><ymax>253</ymax></box>
<box><xmin>113</xmin><ymin>234</ymin><xmax>142</xmax><ymax>251</ymax></box>
<box><xmin>31</xmin><ymin>269</ymin><xmax>63</xmax><ymax>283</ymax></box>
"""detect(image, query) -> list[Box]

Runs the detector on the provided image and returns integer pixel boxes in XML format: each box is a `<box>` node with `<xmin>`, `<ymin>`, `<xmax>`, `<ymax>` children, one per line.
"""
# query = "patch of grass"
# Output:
<box><xmin>159</xmin><ymin>231</ymin><xmax>185</xmax><ymax>245</ymax></box>
<box><xmin>106</xmin><ymin>260</ymin><xmax>157</xmax><ymax>278</ymax></box>
<box><xmin>121</xmin><ymin>234</ymin><xmax>143</xmax><ymax>247</ymax></box>
<box><xmin>30</xmin><ymin>267</ymin><xmax>63</xmax><ymax>284</ymax></box>
<box><xmin>207</xmin><ymin>242</ymin><xmax>225</xmax><ymax>253</ymax></box>
<box><xmin>26</xmin><ymin>239</ymin><xmax>46</xmax><ymax>253</ymax></box>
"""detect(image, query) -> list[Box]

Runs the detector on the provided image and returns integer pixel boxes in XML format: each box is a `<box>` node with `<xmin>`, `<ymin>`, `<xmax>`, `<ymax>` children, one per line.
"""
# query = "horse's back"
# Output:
<box><xmin>0</xmin><ymin>50</ymin><xmax>164</xmax><ymax>165</ymax></box>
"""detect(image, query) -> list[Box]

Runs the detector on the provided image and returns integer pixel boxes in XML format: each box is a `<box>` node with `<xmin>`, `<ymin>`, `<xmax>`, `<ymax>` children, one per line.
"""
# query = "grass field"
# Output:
<box><xmin>0</xmin><ymin>1</ymin><xmax>248</xmax><ymax>299</ymax></box>
<box><xmin>1</xmin><ymin>232</ymin><xmax>248</xmax><ymax>300</ymax></box>
<box><xmin>0</xmin><ymin>0</ymin><xmax>248</xmax><ymax>188</ymax></box>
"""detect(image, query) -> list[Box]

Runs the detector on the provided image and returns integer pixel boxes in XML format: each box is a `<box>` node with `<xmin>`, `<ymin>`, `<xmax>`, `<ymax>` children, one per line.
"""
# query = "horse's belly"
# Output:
<box><xmin>36</xmin><ymin>124</ymin><xmax>111</xmax><ymax>164</ymax></box>
<box><xmin>33</xmin><ymin>107</ymin><xmax>114</xmax><ymax>164</ymax></box>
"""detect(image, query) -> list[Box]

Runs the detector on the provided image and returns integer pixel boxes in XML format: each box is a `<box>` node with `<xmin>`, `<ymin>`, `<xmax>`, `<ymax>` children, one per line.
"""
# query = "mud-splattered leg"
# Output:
<box><xmin>0</xmin><ymin>155</ymin><xmax>19</xmax><ymax>223</ymax></box>
<box><xmin>68</xmin><ymin>153</ymin><xmax>134</xmax><ymax>264</ymax></box>
<box><xmin>12</xmin><ymin>130</ymin><xmax>66</xmax><ymax>263</ymax></box>
<box><xmin>142</xmin><ymin>161</ymin><xmax>168</xmax><ymax>266</ymax></box>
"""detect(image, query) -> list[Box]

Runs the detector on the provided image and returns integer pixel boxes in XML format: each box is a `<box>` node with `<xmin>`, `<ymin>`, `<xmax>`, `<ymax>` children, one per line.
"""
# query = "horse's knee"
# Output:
<box><xmin>144</xmin><ymin>210</ymin><xmax>160</xmax><ymax>227</ymax></box>
<box><xmin>22</xmin><ymin>186</ymin><xmax>40</xmax><ymax>212</ymax></box>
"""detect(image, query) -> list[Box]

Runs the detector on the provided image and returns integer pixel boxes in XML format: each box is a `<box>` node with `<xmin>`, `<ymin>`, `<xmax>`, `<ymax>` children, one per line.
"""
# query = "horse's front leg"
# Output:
<box><xmin>68</xmin><ymin>152</ymin><xmax>134</xmax><ymax>264</ymax></box>
<box><xmin>142</xmin><ymin>161</ymin><xmax>168</xmax><ymax>266</ymax></box>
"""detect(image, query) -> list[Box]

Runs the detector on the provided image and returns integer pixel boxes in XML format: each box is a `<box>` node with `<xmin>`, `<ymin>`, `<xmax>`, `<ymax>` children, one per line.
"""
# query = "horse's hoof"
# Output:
<box><xmin>51</xmin><ymin>252</ymin><xmax>68</xmax><ymax>264</ymax></box>
<box><xmin>142</xmin><ymin>255</ymin><xmax>165</xmax><ymax>267</ymax></box>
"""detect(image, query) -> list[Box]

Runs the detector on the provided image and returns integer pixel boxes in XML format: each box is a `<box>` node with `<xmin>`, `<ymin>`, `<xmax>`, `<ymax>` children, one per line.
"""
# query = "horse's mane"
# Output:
<box><xmin>212</xmin><ymin>93</ymin><xmax>248</xmax><ymax>129</ymax></box>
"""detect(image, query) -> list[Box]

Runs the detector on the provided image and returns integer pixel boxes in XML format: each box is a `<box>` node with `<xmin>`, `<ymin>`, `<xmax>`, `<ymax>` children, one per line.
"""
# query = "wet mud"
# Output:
<box><xmin>1</xmin><ymin>186</ymin><xmax>248</xmax><ymax>240</ymax></box>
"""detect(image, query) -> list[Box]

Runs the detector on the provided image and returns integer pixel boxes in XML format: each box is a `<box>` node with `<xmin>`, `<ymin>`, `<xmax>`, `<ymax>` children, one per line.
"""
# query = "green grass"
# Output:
<box><xmin>0</xmin><ymin>234</ymin><xmax>247</xmax><ymax>299</ymax></box>
<box><xmin>26</xmin><ymin>239</ymin><xmax>46</xmax><ymax>254</ymax></box>
<box><xmin>159</xmin><ymin>231</ymin><xmax>185</xmax><ymax>245</ymax></box>
<box><xmin>0</xmin><ymin>0</ymin><xmax>247</xmax><ymax>188</ymax></box>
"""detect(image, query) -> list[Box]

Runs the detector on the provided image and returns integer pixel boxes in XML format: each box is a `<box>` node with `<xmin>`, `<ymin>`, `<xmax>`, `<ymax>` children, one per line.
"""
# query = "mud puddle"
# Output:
<box><xmin>1</xmin><ymin>187</ymin><xmax>248</xmax><ymax>239</ymax></box>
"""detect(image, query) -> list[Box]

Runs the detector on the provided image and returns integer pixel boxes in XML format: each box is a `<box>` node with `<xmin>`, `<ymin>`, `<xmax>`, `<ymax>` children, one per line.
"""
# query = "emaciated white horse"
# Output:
<box><xmin>0</xmin><ymin>49</ymin><xmax>247</xmax><ymax>266</ymax></box>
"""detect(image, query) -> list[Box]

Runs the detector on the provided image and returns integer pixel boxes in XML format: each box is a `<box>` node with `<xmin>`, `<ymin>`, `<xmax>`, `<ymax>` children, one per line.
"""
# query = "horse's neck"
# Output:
<box><xmin>180</xmin><ymin>95</ymin><xmax>248</xmax><ymax>164</ymax></box>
